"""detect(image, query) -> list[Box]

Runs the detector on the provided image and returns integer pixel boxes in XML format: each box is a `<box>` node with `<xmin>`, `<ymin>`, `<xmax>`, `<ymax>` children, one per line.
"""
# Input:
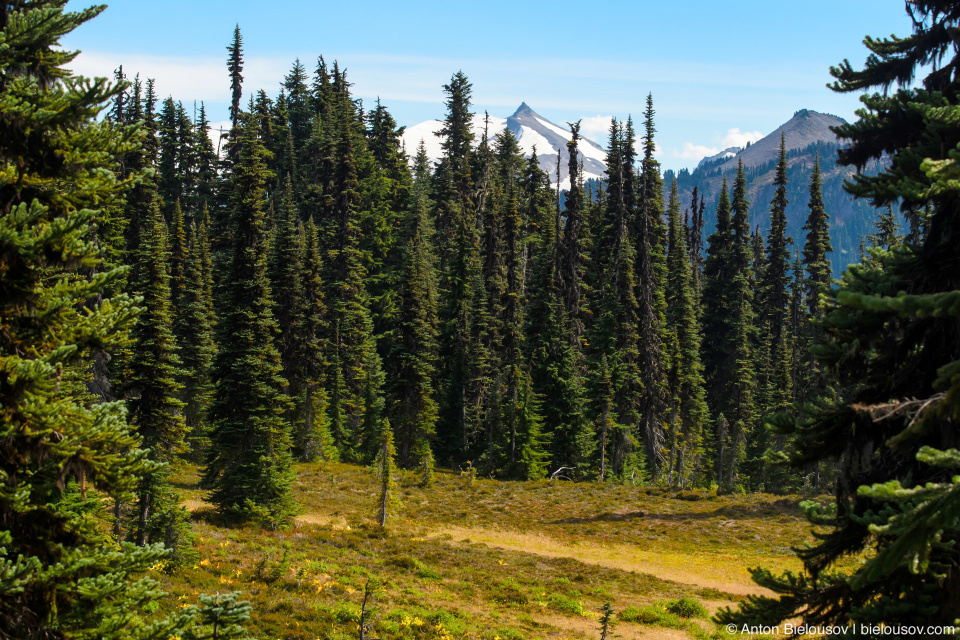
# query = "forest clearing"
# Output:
<box><xmin>157</xmin><ymin>462</ymin><xmax>817</xmax><ymax>639</ymax></box>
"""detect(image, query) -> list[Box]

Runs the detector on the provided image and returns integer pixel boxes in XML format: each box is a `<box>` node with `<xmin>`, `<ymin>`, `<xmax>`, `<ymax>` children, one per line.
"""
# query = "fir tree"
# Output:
<box><xmin>721</xmin><ymin>3</ymin><xmax>960</xmax><ymax>628</ymax></box>
<box><xmin>591</xmin><ymin>118</ymin><xmax>643</xmax><ymax>478</ymax></box>
<box><xmin>665</xmin><ymin>178</ymin><xmax>709</xmax><ymax>488</ymax></box>
<box><xmin>759</xmin><ymin>134</ymin><xmax>792</xmax><ymax>350</ymax></box>
<box><xmin>870</xmin><ymin>204</ymin><xmax>902</xmax><ymax>249</ymax></box>
<box><xmin>701</xmin><ymin>179</ymin><xmax>734</xmax><ymax>406</ymax></box>
<box><xmin>525</xmin><ymin>180</ymin><xmax>592</xmax><ymax>477</ymax></box>
<box><xmin>298</xmin><ymin>216</ymin><xmax>334</xmax><ymax>461</ymax></box>
<box><xmin>558</xmin><ymin>121</ymin><xmax>587</xmax><ymax>340</ymax></box>
<box><xmin>324</xmin><ymin>89</ymin><xmax>385</xmax><ymax>462</ymax></box>
<box><xmin>192</xmin><ymin>102</ymin><xmax>219</xmax><ymax>213</ymax></box>
<box><xmin>433</xmin><ymin>72</ymin><xmax>493</xmax><ymax>463</ymax></box>
<box><xmin>0</xmin><ymin>4</ymin><xmax>233</xmax><ymax>636</ymax></box>
<box><xmin>178</xmin><ymin>220</ymin><xmax>217</xmax><ymax>458</ymax></box>
<box><xmin>799</xmin><ymin>154</ymin><xmax>832</xmax><ymax>391</ymax></box>
<box><xmin>636</xmin><ymin>94</ymin><xmax>667</xmax><ymax>473</ymax></box>
<box><xmin>723</xmin><ymin>160</ymin><xmax>756</xmax><ymax>492</ymax></box>
<box><xmin>169</xmin><ymin>199</ymin><xmax>188</xmax><ymax>313</ymax></box>
<box><xmin>201</xmin><ymin>114</ymin><xmax>297</xmax><ymax>528</ymax></box>
<box><xmin>687</xmin><ymin>185</ymin><xmax>706</xmax><ymax>302</ymax></box>
<box><xmin>269</xmin><ymin>176</ymin><xmax>308</xmax><ymax>414</ymax></box>
<box><xmin>375</xmin><ymin>420</ymin><xmax>400</xmax><ymax>527</ymax></box>
<box><xmin>126</xmin><ymin>185</ymin><xmax>189</xmax><ymax>551</ymax></box>
<box><xmin>227</xmin><ymin>24</ymin><xmax>244</xmax><ymax>128</ymax></box>
<box><xmin>388</xmin><ymin>176</ymin><xmax>440</xmax><ymax>473</ymax></box>
<box><xmin>510</xmin><ymin>369</ymin><xmax>549</xmax><ymax>481</ymax></box>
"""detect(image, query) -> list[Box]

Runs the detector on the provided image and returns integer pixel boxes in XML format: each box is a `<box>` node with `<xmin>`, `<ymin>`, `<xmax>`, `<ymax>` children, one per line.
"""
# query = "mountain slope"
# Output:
<box><xmin>671</xmin><ymin>109</ymin><xmax>884</xmax><ymax>277</ymax></box>
<box><xmin>716</xmin><ymin>109</ymin><xmax>846</xmax><ymax>171</ymax></box>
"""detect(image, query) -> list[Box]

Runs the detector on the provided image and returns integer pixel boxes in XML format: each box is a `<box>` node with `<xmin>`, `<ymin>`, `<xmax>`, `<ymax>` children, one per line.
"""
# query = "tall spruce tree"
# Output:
<box><xmin>760</xmin><ymin>134</ymin><xmax>792</xmax><ymax>351</ymax></box>
<box><xmin>125</xmin><ymin>189</ymin><xmax>189</xmax><ymax>553</ymax></box>
<box><xmin>298</xmin><ymin>216</ymin><xmax>333</xmax><ymax>461</ymax></box>
<box><xmin>701</xmin><ymin>179</ymin><xmax>733</xmax><ymax>393</ymax></box>
<box><xmin>558</xmin><ymin>121</ymin><xmax>588</xmax><ymax>341</ymax></box>
<box><xmin>269</xmin><ymin>176</ymin><xmax>308</xmax><ymax>424</ymax></box>
<box><xmin>433</xmin><ymin>72</ymin><xmax>493</xmax><ymax>463</ymax></box>
<box><xmin>636</xmin><ymin>94</ymin><xmax>667</xmax><ymax>473</ymax></box>
<box><xmin>590</xmin><ymin>118</ymin><xmax>643</xmax><ymax>477</ymax></box>
<box><xmin>800</xmin><ymin>154</ymin><xmax>832</xmax><ymax>395</ymax></box>
<box><xmin>525</xmin><ymin>173</ymin><xmax>591</xmax><ymax>477</ymax></box>
<box><xmin>722</xmin><ymin>160</ymin><xmax>756</xmax><ymax>492</ymax></box>
<box><xmin>226</xmin><ymin>24</ymin><xmax>244</xmax><ymax>128</ymax></box>
<box><xmin>324</xmin><ymin>88</ymin><xmax>384</xmax><ymax>462</ymax></box>
<box><xmin>665</xmin><ymin>178</ymin><xmax>710</xmax><ymax>488</ymax></box>
<box><xmin>178</xmin><ymin>220</ymin><xmax>217</xmax><ymax>458</ymax></box>
<box><xmin>388</xmin><ymin>173</ymin><xmax>440</xmax><ymax>473</ymax></box>
<box><xmin>687</xmin><ymin>185</ymin><xmax>706</xmax><ymax>303</ymax></box>
<box><xmin>201</xmin><ymin>114</ymin><xmax>297</xmax><ymax>527</ymax></box>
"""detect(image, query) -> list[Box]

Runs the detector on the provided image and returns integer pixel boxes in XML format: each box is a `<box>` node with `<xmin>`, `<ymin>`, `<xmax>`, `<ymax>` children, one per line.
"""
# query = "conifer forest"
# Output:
<box><xmin>3</xmin><ymin>1</ymin><xmax>960</xmax><ymax>639</ymax></box>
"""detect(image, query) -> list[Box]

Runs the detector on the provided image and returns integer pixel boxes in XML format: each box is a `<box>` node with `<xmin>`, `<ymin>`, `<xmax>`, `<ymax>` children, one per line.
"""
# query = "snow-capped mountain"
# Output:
<box><xmin>697</xmin><ymin>146</ymin><xmax>741</xmax><ymax>169</ymax></box>
<box><xmin>401</xmin><ymin>103</ymin><xmax>607</xmax><ymax>190</ymax></box>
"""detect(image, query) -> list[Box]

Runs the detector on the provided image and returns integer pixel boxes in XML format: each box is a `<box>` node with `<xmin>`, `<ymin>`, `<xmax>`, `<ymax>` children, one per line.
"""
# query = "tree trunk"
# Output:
<box><xmin>136</xmin><ymin>488</ymin><xmax>150</xmax><ymax>547</ymax></box>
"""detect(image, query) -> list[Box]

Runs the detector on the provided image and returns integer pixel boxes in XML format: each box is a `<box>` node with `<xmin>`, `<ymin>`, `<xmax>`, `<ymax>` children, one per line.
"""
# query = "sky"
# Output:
<box><xmin>63</xmin><ymin>0</ymin><xmax>917</xmax><ymax>173</ymax></box>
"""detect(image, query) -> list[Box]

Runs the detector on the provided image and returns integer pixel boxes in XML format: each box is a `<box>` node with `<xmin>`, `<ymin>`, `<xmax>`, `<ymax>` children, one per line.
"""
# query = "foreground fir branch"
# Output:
<box><xmin>719</xmin><ymin>0</ymin><xmax>960</xmax><ymax>630</ymax></box>
<box><xmin>0</xmin><ymin>3</ymin><xmax>251</xmax><ymax>638</ymax></box>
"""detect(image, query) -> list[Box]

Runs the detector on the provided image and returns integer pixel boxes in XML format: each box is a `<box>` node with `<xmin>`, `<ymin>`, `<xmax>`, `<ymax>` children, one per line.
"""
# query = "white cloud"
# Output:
<box><xmin>673</xmin><ymin>142</ymin><xmax>721</xmax><ymax>161</ymax></box>
<box><xmin>578</xmin><ymin>115</ymin><xmax>615</xmax><ymax>143</ymax></box>
<box><xmin>667</xmin><ymin>126</ymin><xmax>764</xmax><ymax>167</ymax></box>
<box><xmin>71</xmin><ymin>52</ymin><xmax>294</xmax><ymax>107</ymax></box>
<box><xmin>722</xmin><ymin>127</ymin><xmax>764</xmax><ymax>148</ymax></box>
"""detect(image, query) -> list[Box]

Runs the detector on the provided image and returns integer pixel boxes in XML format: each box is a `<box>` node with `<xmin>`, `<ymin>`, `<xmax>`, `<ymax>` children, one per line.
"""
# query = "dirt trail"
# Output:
<box><xmin>428</xmin><ymin>525</ymin><xmax>774</xmax><ymax>598</ymax></box>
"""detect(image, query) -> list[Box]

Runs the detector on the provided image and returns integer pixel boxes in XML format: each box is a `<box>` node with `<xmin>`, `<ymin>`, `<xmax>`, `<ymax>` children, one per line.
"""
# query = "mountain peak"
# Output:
<box><xmin>511</xmin><ymin>102</ymin><xmax>535</xmax><ymax>117</ymax></box>
<box><xmin>716</xmin><ymin>108</ymin><xmax>847</xmax><ymax>171</ymax></box>
<box><xmin>401</xmin><ymin>103</ymin><xmax>607</xmax><ymax>190</ymax></box>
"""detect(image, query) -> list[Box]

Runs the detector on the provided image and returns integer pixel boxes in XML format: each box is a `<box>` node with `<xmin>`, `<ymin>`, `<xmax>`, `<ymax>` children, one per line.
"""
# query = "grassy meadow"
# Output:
<box><xmin>159</xmin><ymin>462</ymin><xmax>819</xmax><ymax>640</ymax></box>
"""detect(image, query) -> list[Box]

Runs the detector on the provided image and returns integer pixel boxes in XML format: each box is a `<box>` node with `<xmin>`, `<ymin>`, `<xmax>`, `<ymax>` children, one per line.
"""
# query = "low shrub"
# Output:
<box><xmin>666</xmin><ymin>596</ymin><xmax>708</xmax><ymax>619</ymax></box>
<box><xmin>547</xmin><ymin>593</ymin><xmax>584</xmax><ymax>616</ymax></box>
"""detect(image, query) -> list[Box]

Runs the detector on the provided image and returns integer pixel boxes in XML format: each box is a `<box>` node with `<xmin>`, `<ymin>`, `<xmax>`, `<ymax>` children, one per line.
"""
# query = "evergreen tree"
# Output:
<box><xmin>283</xmin><ymin>58</ymin><xmax>313</xmax><ymax>162</ymax></box>
<box><xmin>723</xmin><ymin>160</ymin><xmax>756</xmax><ymax>492</ymax></box>
<box><xmin>800</xmin><ymin>154</ymin><xmax>832</xmax><ymax>393</ymax></box>
<box><xmin>298</xmin><ymin>217</ymin><xmax>334</xmax><ymax>461</ymax></box>
<box><xmin>269</xmin><ymin>176</ymin><xmax>307</xmax><ymax>415</ymax></box>
<box><xmin>701</xmin><ymin>179</ymin><xmax>733</xmax><ymax>406</ymax></box>
<box><xmin>192</xmin><ymin>102</ymin><xmax>219</xmax><ymax>213</ymax></box>
<box><xmin>375</xmin><ymin>420</ymin><xmax>400</xmax><ymax>527</ymax></box>
<box><xmin>525</xmin><ymin>180</ymin><xmax>592</xmax><ymax>477</ymax></box>
<box><xmin>665</xmin><ymin>178</ymin><xmax>710</xmax><ymax>488</ymax></box>
<box><xmin>178</xmin><ymin>220</ymin><xmax>217</xmax><ymax>458</ymax></box>
<box><xmin>870</xmin><ymin>204</ymin><xmax>902</xmax><ymax>249</ymax></box>
<box><xmin>227</xmin><ymin>24</ymin><xmax>244</xmax><ymax>128</ymax></box>
<box><xmin>126</xmin><ymin>189</ymin><xmax>190</xmax><ymax>553</ymax></box>
<box><xmin>721</xmin><ymin>3</ymin><xmax>960</xmax><ymax>628</ymax></box>
<box><xmin>558</xmin><ymin>121</ymin><xmax>588</xmax><ymax>340</ymax></box>
<box><xmin>433</xmin><ymin>72</ymin><xmax>493</xmax><ymax>463</ymax></box>
<box><xmin>201</xmin><ymin>114</ymin><xmax>297</xmax><ymax>527</ymax></box>
<box><xmin>636</xmin><ymin>94</ymin><xmax>667</xmax><ymax>473</ymax></box>
<box><xmin>590</xmin><ymin>118</ymin><xmax>643</xmax><ymax>478</ymax></box>
<box><xmin>324</xmin><ymin>90</ymin><xmax>384</xmax><ymax>462</ymax></box>
<box><xmin>0</xmin><ymin>4</ymin><xmax>233</xmax><ymax>636</ymax></box>
<box><xmin>687</xmin><ymin>185</ymin><xmax>706</xmax><ymax>302</ymax></box>
<box><xmin>169</xmin><ymin>199</ymin><xmax>188</xmax><ymax>313</ymax></box>
<box><xmin>388</xmin><ymin>175</ymin><xmax>440</xmax><ymax>473</ymax></box>
<box><xmin>759</xmin><ymin>134</ymin><xmax>792</xmax><ymax>350</ymax></box>
<box><xmin>513</xmin><ymin>369</ymin><xmax>550</xmax><ymax>480</ymax></box>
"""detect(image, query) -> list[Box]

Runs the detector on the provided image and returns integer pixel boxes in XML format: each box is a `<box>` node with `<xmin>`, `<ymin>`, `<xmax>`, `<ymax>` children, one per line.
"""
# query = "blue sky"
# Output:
<box><xmin>64</xmin><ymin>0</ymin><xmax>916</xmax><ymax>172</ymax></box>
